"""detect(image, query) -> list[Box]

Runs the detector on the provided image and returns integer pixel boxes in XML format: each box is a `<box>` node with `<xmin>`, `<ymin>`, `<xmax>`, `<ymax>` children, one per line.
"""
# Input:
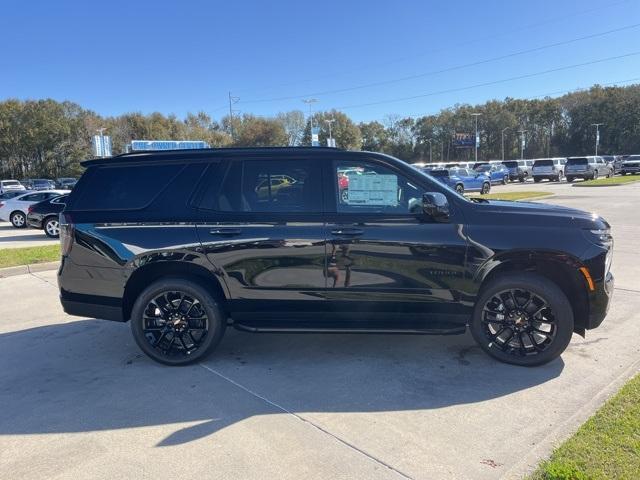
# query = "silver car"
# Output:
<box><xmin>532</xmin><ymin>158</ymin><xmax>567</xmax><ymax>182</ymax></box>
<box><xmin>565</xmin><ymin>156</ymin><xmax>613</xmax><ymax>182</ymax></box>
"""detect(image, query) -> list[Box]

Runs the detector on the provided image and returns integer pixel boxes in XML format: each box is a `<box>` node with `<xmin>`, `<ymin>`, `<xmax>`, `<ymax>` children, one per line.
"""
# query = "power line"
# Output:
<box><xmin>331</xmin><ymin>51</ymin><xmax>640</xmax><ymax>111</ymax></box>
<box><xmin>239</xmin><ymin>22</ymin><xmax>640</xmax><ymax>104</ymax></box>
<box><xmin>233</xmin><ymin>0</ymin><xmax>635</xmax><ymax>97</ymax></box>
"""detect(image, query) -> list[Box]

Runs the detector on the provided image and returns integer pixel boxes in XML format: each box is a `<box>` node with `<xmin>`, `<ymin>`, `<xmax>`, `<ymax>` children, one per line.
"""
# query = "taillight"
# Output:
<box><xmin>28</xmin><ymin>206</ymin><xmax>34</xmax><ymax>214</ymax></box>
<box><xmin>59</xmin><ymin>213</ymin><xmax>75</xmax><ymax>255</ymax></box>
<box><xmin>0</xmin><ymin>202</ymin><xmax>4</xmax><ymax>209</ymax></box>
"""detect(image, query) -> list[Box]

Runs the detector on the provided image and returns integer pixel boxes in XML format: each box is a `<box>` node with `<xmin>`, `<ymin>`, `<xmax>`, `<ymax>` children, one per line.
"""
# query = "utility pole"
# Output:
<box><xmin>501</xmin><ymin>127</ymin><xmax>510</xmax><ymax>160</ymax></box>
<box><xmin>325</xmin><ymin>118</ymin><xmax>335</xmax><ymax>147</ymax></box>
<box><xmin>471</xmin><ymin>113</ymin><xmax>482</xmax><ymax>163</ymax></box>
<box><xmin>302</xmin><ymin>99</ymin><xmax>318</xmax><ymax>146</ymax></box>
<box><xmin>591</xmin><ymin>123</ymin><xmax>604</xmax><ymax>155</ymax></box>
<box><xmin>518</xmin><ymin>130</ymin><xmax>527</xmax><ymax>160</ymax></box>
<box><xmin>228</xmin><ymin>92</ymin><xmax>240</xmax><ymax>140</ymax></box>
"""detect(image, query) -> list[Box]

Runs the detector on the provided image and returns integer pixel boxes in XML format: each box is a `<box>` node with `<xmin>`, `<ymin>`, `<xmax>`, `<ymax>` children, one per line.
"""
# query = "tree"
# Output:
<box><xmin>276</xmin><ymin>110</ymin><xmax>305</xmax><ymax>146</ymax></box>
<box><xmin>302</xmin><ymin>110</ymin><xmax>362</xmax><ymax>150</ymax></box>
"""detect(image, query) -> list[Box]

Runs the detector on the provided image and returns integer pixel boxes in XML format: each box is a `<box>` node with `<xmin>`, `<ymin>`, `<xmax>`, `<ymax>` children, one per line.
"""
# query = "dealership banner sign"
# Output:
<box><xmin>453</xmin><ymin>132</ymin><xmax>475</xmax><ymax>148</ymax></box>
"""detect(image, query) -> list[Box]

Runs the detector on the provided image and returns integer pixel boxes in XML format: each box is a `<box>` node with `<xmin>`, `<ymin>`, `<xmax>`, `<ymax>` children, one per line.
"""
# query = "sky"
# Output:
<box><xmin>1</xmin><ymin>0</ymin><xmax>639</xmax><ymax>122</ymax></box>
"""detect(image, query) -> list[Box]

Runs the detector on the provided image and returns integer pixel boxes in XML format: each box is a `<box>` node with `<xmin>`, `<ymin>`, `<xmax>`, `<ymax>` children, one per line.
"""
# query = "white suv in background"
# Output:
<box><xmin>0</xmin><ymin>180</ymin><xmax>26</xmax><ymax>194</ymax></box>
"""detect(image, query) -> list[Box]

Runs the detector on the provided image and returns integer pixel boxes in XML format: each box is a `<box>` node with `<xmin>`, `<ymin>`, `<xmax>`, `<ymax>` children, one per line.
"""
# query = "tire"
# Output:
<box><xmin>534</xmin><ymin>177</ymin><xmax>541</xmax><ymax>183</ymax></box>
<box><xmin>593</xmin><ymin>170</ymin><xmax>599</xmax><ymax>180</ymax></box>
<box><xmin>130</xmin><ymin>278</ymin><xmax>226</xmax><ymax>366</ymax></box>
<box><xmin>43</xmin><ymin>216</ymin><xmax>60</xmax><ymax>238</ymax></box>
<box><xmin>518</xmin><ymin>175</ymin><xmax>525</xmax><ymax>183</ymax></box>
<box><xmin>502</xmin><ymin>175</ymin><xmax>508</xmax><ymax>185</ymax></box>
<box><xmin>10</xmin><ymin>211</ymin><xmax>26</xmax><ymax>228</ymax></box>
<box><xmin>340</xmin><ymin>189</ymin><xmax>349</xmax><ymax>203</ymax></box>
<box><xmin>481</xmin><ymin>182</ymin><xmax>490</xmax><ymax>195</ymax></box>
<box><xmin>566</xmin><ymin>176</ymin><xmax>574</xmax><ymax>183</ymax></box>
<box><xmin>455</xmin><ymin>184</ymin><xmax>464</xmax><ymax>195</ymax></box>
<box><xmin>470</xmin><ymin>272</ymin><xmax>574</xmax><ymax>366</ymax></box>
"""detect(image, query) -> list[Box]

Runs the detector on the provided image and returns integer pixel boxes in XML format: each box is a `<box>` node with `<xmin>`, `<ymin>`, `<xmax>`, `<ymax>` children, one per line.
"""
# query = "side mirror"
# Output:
<box><xmin>422</xmin><ymin>192</ymin><xmax>450</xmax><ymax>222</ymax></box>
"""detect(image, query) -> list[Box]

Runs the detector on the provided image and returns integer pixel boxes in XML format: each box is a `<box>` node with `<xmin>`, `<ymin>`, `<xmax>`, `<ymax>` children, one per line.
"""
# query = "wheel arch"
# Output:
<box><xmin>475</xmin><ymin>251</ymin><xmax>590</xmax><ymax>335</ymax></box>
<box><xmin>122</xmin><ymin>261</ymin><xmax>229</xmax><ymax>321</ymax></box>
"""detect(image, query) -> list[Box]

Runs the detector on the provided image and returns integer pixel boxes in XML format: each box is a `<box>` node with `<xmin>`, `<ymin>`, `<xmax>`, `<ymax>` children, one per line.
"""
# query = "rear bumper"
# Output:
<box><xmin>27</xmin><ymin>215</ymin><xmax>44</xmax><ymax>229</ymax></box>
<box><xmin>586</xmin><ymin>271</ymin><xmax>614</xmax><ymax>330</ymax></box>
<box><xmin>60</xmin><ymin>290</ymin><xmax>124</xmax><ymax>322</ymax></box>
<box><xmin>621</xmin><ymin>166</ymin><xmax>640</xmax><ymax>173</ymax></box>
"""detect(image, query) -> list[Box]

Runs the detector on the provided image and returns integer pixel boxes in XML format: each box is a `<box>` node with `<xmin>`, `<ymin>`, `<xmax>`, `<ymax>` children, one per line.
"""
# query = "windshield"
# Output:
<box><xmin>534</xmin><ymin>160</ymin><xmax>554</xmax><ymax>166</ymax></box>
<box><xmin>34</xmin><ymin>180</ymin><xmax>50</xmax><ymax>185</ymax></box>
<box><xmin>475</xmin><ymin>165</ymin><xmax>491</xmax><ymax>172</ymax></box>
<box><xmin>502</xmin><ymin>161</ymin><xmax>518</xmax><ymax>168</ymax></box>
<box><xmin>429</xmin><ymin>170</ymin><xmax>449</xmax><ymax>177</ymax></box>
<box><xmin>625</xmin><ymin>155</ymin><xmax>640</xmax><ymax>161</ymax></box>
<box><xmin>2</xmin><ymin>180</ymin><xmax>20</xmax><ymax>186</ymax></box>
<box><xmin>567</xmin><ymin>158</ymin><xmax>588</xmax><ymax>165</ymax></box>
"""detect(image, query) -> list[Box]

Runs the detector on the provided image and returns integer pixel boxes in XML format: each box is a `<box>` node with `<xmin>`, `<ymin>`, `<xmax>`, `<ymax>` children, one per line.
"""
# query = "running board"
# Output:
<box><xmin>233</xmin><ymin>323</ymin><xmax>466</xmax><ymax>335</ymax></box>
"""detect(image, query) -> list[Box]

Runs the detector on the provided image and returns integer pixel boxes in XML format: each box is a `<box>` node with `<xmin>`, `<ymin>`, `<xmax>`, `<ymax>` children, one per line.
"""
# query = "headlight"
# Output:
<box><xmin>588</xmin><ymin>228</ymin><xmax>613</xmax><ymax>247</ymax></box>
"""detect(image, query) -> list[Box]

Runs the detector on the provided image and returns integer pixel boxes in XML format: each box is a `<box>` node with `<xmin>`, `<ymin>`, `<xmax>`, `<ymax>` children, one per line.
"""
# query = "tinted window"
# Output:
<box><xmin>567</xmin><ymin>158</ymin><xmax>588</xmax><ymax>165</ymax></box>
<box><xmin>77</xmin><ymin>164</ymin><xmax>183</xmax><ymax>210</ymax></box>
<box><xmin>21</xmin><ymin>193</ymin><xmax>48</xmax><ymax>202</ymax></box>
<box><xmin>335</xmin><ymin>161</ymin><xmax>425</xmax><ymax>214</ymax></box>
<box><xmin>502</xmin><ymin>161</ymin><xmax>518</xmax><ymax>168</ymax></box>
<box><xmin>2</xmin><ymin>180</ymin><xmax>20</xmax><ymax>186</ymax></box>
<box><xmin>217</xmin><ymin>159</ymin><xmax>321</xmax><ymax>213</ymax></box>
<box><xmin>429</xmin><ymin>170</ymin><xmax>449</xmax><ymax>177</ymax></box>
<box><xmin>534</xmin><ymin>160</ymin><xmax>553</xmax><ymax>166</ymax></box>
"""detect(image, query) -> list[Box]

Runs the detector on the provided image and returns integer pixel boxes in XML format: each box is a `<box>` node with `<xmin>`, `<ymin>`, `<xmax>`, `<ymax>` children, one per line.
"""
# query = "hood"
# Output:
<box><xmin>471</xmin><ymin>199</ymin><xmax>609</xmax><ymax>229</ymax></box>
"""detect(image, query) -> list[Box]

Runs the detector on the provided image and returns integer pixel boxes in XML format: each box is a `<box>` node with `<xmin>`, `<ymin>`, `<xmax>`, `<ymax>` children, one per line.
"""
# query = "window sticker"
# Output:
<box><xmin>347</xmin><ymin>174</ymin><xmax>398</xmax><ymax>206</ymax></box>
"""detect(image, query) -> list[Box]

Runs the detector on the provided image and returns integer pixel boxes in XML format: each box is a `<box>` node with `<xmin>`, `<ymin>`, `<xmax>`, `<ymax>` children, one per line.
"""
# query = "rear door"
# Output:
<box><xmin>195</xmin><ymin>156</ymin><xmax>327</xmax><ymax>326</ymax></box>
<box><xmin>324</xmin><ymin>156</ymin><xmax>469</xmax><ymax>330</ymax></box>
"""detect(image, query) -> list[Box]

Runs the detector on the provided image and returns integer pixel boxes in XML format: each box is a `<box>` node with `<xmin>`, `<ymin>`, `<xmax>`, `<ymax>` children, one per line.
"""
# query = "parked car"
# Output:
<box><xmin>532</xmin><ymin>158</ymin><xmax>566</xmax><ymax>182</ymax></box>
<box><xmin>27</xmin><ymin>194</ymin><xmax>68</xmax><ymax>237</ymax></box>
<box><xmin>55</xmin><ymin>177</ymin><xmax>78</xmax><ymax>189</ymax></box>
<box><xmin>0</xmin><ymin>190</ymin><xmax>69</xmax><ymax>228</ymax></box>
<box><xmin>0</xmin><ymin>190</ymin><xmax>30</xmax><ymax>201</ymax></box>
<box><xmin>21</xmin><ymin>178</ymin><xmax>56</xmax><ymax>190</ymax></box>
<box><xmin>501</xmin><ymin>160</ymin><xmax>531</xmax><ymax>182</ymax></box>
<box><xmin>474</xmin><ymin>163</ymin><xmax>510</xmax><ymax>185</ymax></box>
<box><xmin>620</xmin><ymin>155</ymin><xmax>640</xmax><ymax>175</ymax></box>
<box><xmin>565</xmin><ymin>156</ymin><xmax>613</xmax><ymax>182</ymax></box>
<box><xmin>427</xmin><ymin>167</ymin><xmax>491</xmax><ymax>195</ymax></box>
<box><xmin>0</xmin><ymin>179</ymin><xmax>26</xmax><ymax>194</ymax></box>
<box><xmin>58</xmin><ymin>147</ymin><xmax>613</xmax><ymax>368</ymax></box>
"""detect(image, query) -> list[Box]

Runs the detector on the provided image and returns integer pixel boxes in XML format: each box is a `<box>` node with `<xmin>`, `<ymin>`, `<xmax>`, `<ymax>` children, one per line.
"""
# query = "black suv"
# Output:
<box><xmin>58</xmin><ymin>148</ymin><xmax>614</xmax><ymax>367</ymax></box>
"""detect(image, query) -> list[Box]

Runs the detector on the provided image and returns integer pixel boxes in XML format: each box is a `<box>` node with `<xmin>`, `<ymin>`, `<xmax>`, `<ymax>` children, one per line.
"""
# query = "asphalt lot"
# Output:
<box><xmin>0</xmin><ymin>222</ymin><xmax>57</xmax><ymax>248</ymax></box>
<box><xmin>0</xmin><ymin>181</ymin><xmax>639</xmax><ymax>480</ymax></box>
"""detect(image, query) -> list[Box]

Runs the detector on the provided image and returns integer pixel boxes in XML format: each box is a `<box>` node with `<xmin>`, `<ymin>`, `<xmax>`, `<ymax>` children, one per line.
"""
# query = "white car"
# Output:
<box><xmin>0</xmin><ymin>179</ymin><xmax>26</xmax><ymax>194</ymax></box>
<box><xmin>0</xmin><ymin>190</ymin><xmax>69</xmax><ymax>228</ymax></box>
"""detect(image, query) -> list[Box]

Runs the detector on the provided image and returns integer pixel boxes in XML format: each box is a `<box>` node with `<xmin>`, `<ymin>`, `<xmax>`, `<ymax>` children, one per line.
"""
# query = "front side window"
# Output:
<box><xmin>217</xmin><ymin>159</ymin><xmax>321</xmax><ymax>213</ymax></box>
<box><xmin>335</xmin><ymin>161</ymin><xmax>425</xmax><ymax>214</ymax></box>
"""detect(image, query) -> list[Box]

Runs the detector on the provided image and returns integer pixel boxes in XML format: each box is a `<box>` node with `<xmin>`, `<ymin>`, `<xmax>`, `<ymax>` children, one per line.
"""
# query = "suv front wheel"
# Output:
<box><xmin>470</xmin><ymin>273</ymin><xmax>574</xmax><ymax>366</ymax></box>
<box><xmin>130</xmin><ymin>278</ymin><xmax>226</xmax><ymax>366</ymax></box>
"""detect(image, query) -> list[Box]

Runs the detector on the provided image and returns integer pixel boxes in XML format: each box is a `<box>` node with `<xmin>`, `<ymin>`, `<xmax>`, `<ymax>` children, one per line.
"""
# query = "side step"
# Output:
<box><xmin>232</xmin><ymin>319</ymin><xmax>466</xmax><ymax>335</ymax></box>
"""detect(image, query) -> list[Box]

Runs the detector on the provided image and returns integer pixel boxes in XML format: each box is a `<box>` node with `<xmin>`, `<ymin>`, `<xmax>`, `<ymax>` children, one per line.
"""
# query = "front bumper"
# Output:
<box><xmin>586</xmin><ymin>271</ymin><xmax>614</xmax><ymax>330</ymax></box>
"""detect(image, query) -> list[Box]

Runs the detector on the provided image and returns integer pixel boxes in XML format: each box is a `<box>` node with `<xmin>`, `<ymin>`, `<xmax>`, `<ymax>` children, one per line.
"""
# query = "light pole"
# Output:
<box><xmin>325</xmin><ymin>118</ymin><xmax>335</xmax><ymax>147</ymax></box>
<box><xmin>302</xmin><ymin>99</ymin><xmax>318</xmax><ymax>146</ymax></box>
<box><xmin>471</xmin><ymin>113</ymin><xmax>482</xmax><ymax>163</ymax></box>
<box><xmin>591</xmin><ymin>123</ymin><xmax>604</xmax><ymax>155</ymax></box>
<box><xmin>518</xmin><ymin>130</ymin><xmax>527</xmax><ymax>160</ymax></box>
<box><xmin>501</xmin><ymin>127</ymin><xmax>510</xmax><ymax>160</ymax></box>
<box><xmin>425</xmin><ymin>139</ymin><xmax>433</xmax><ymax>163</ymax></box>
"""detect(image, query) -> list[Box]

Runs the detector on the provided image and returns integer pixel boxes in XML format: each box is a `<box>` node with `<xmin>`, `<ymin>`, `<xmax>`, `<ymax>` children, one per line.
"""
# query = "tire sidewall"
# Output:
<box><xmin>11</xmin><ymin>211</ymin><xmax>26</xmax><ymax>228</ymax></box>
<box><xmin>44</xmin><ymin>217</ymin><xmax>59</xmax><ymax>238</ymax></box>
<box><xmin>130</xmin><ymin>279</ymin><xmax>226</xmax><ymax>366</ymax></box>
<box><xmin>470</xmin><ymin>273</ymin><xmax>574</xmax><ymax>366</ymax></box>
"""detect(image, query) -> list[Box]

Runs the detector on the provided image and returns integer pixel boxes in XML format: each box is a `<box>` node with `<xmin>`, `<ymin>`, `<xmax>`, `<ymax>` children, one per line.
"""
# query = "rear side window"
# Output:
<box><xmin>567</xmin><ymin>158</ymin><xmax>588</xmax><ymax>165</ymax></box>
<box><xmin>534</xmin><ymin>160</ymin><xmax>553</xmax><ymax>166</ymax></box>
<box><xmin>76</xmin><ymin>164</ymin><xmax>183</xmax><ymax>210</ymax></box>
<box><xmin>215</xmin><ymin>159</ymin><xmax>322</xmax><ymax>213</ymax></box>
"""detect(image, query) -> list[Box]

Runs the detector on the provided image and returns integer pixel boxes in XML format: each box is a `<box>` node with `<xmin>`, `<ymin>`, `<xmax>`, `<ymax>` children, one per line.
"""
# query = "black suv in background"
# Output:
<box><xmin>58</xmin><ymin>148</ymin><xmax>614</xmax><ymax>367</ymax></box>
<box><xmin>27</xmin><ymin>194</ymin><xmax>68</xmax><ymax>237</ymax></box>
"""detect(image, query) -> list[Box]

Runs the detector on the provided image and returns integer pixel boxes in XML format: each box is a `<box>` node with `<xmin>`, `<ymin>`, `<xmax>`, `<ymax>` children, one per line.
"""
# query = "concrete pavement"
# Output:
<box><xmin>0</xmin><ymin>182</ymin><xmax>639</xmax><ymax>480</ymax></box>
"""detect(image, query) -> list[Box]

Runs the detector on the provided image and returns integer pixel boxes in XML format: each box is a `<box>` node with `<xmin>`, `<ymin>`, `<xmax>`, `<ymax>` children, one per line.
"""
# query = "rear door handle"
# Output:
<box><xmin>331</xmin><ymin>228</ymin><xmax>364</xmax><ymax>236</ymax></box>
<box><xmin>209</xmin><ymin>228</ymin><xmax>242</xmax><ymax>236</ymax></box>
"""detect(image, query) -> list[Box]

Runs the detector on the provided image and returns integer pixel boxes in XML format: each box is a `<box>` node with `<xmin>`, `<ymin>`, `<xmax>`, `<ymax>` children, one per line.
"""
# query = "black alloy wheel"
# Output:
<box><xmin>470</xmin><ymin>273</ymin><xmax>573</xmax><ymax>366</ymax></box>
<box><xmin>130</xmin><ymin>279</ymin><xmax>225</xmax><ymax>365</ymax></box>
<box><xmin>456</xmin><ymin>184</ymin><xmax>465</xmax><ymax>195</ymax></box>
<box><xmin>481</xmin><ymin>182</ymin><xmax>490</xmax><ymax>195</ymax></box>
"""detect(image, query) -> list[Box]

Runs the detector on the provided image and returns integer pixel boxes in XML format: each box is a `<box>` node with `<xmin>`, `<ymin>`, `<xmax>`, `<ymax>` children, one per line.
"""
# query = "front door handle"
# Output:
<box><xmin>331</xmin><ymin>228</ymin><xmax>364</xmax><ymax>236</ymax></box>
<box><xmin>209</xmin><ymin>228</ymin><xmax>242</xmax><ymax>236</ymax></box>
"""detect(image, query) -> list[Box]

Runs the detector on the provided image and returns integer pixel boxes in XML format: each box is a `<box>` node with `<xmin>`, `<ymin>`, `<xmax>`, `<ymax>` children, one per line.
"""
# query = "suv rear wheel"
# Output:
<box><xmin>130</xmin><ymin>278</ymin><xmax>226</xmax><ymax>366</ymax></box>
<box><xmin>470</xmin><ymin>273</ymin><xmax>574</xmax><ymax>366</ymax></box>
<box><xmin>481</xmin><ymin>182</ymin><xmax>490</xmax><ymax>195</ymax></box>
<box><xmin>593</xmin><ymin>170</ymin><xmax>599</xmax><ymax>180</ymax></box>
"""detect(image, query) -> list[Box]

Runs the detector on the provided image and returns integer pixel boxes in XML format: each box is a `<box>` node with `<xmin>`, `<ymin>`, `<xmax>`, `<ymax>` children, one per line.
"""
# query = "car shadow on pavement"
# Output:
<box><xmin>0</xmin><ymin>319</ymin><xmax>564</xmax><ymax>446</ymax></box>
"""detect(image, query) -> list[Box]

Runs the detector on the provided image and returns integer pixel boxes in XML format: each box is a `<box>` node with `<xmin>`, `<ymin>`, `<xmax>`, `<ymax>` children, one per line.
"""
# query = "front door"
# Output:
<box><xmin>325</xmin><ymin>158</ymin><xmax>469</xmax><ymax>330</ymax></box>
<box><xmin>195</xmin><ymin>157</ymin><xmax>327</xmax><ymax>327</ymax></box>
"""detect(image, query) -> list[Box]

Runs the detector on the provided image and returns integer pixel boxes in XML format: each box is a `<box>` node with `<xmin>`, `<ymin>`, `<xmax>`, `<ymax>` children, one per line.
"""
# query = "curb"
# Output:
<box><xmin>0</xmin><ymin>261</ymin><xmax>60</xmax><ymax>278</ymax></box>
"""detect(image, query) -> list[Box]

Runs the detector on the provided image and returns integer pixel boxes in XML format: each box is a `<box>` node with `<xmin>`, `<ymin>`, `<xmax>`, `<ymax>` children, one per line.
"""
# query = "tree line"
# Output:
<box><xmin>1</xmin><ymin>83</ymin><xmax>639</xmax><ymax>178</ymax></box>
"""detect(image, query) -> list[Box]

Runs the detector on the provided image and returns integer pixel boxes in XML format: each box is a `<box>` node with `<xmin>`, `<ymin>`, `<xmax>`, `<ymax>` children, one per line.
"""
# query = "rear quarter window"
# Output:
<box><xmin>73</xmin><ymin>163</ymin><xmax>184</xmax><ymax>211</ymax></box>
